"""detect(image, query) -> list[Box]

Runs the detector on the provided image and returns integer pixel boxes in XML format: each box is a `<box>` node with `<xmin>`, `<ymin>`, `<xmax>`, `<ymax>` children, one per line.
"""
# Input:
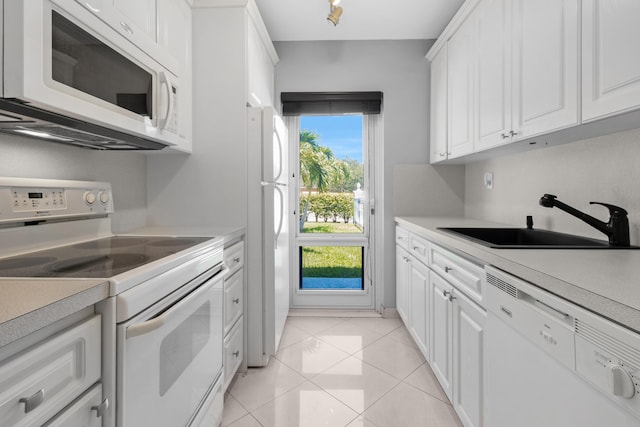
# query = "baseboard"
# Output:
<box><xmin>288</xmin><ymin>309</ymin><xmax>382</xmax><ymax>318</ymax></box>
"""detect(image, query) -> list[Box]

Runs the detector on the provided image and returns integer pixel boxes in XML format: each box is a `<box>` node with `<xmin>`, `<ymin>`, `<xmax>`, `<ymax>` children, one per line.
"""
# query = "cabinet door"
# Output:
<box><xmin>447</xmin><ymin>16</ymin><xmax>475</xmax><ymax>158</ymax></box>
<box><xmin>247</xmin><ymin>15</ymin><xmax>275</xmax><ymax>107</ymax></box>
<box><xmin>395</xmin><ymin>245</ymin><xmax>411</xmax><ymax>324</ymax></box>
<box><xmin>430</xmin><ymin>45</ymin><xmax>449</xmax><ymax>163</ymax></box>
<box><xmin>513</xmin><ymin>0</ymin><xmax>579</xmax><ymax>138</ymax></box>
<box><xmin>582</xmin><ymin>0</ymin><xmax>640</xmax><ymax>121</ymax></box>
<box><xmin>474</xmin><ymin>0</ymin><xmax>511</xmax><ymax>151</ymax></box>
<box><xmin>113</xmin><ymin>0</ymin><xmax>157</xmax><ymax>41</ymax></box>
<box><xmin>409</xmin><ymin>259</ymin><xmax>429</xmax><ymax>359</ymax></box>
<box><xmin>157</xmin><ymin>0</ymin><xmax>192</xmax><ymax>147</ymax></box>
<box><xmin>452</xmin><ymin>291</ymin><xmax>486</xmax><ymax>427</ymax></box>
<box><xmin>430</xmin><ymin>273</ymin><xmax>453</xmax><ymax>400</ymax></box>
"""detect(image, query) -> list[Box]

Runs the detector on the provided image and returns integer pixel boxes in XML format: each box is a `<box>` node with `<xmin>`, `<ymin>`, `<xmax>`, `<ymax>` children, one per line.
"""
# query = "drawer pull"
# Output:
<box><xmin>233</xmin><ymin>350</ymin><xmax>240</xmax><ymax>357</ymax></box>
<box><xmin>234</xmin><ymin>257</ymin><xmax>241</xmax><ymax>263</ymax></box>
<box><xmin>233</xmin><ymin>298</ymin><xmax>240</xmax><ymax>304</ymax></box>
<box><xmin>92</xmin><ymin>398</ymin><xmax>109</xmax><ymax>418</ymax></box>
<box><xmin>19</xmin><ymin>389</ymin><xmax>44</xmax><ymax>413</ymax></box>
<box><xmin>444</xmin><ymin>266</ymin><xmax>453</xmax><ymax>273</ymax></box>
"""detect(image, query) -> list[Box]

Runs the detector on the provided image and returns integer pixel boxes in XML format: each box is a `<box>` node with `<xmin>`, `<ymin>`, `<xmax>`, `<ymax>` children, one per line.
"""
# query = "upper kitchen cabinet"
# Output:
<box><xmin>428</xmin><ymin>0</ymin><xmax>580</xmax><ymax>163</ymax></box>
<box><xmin>247</xmin><ymin>13</ymin><xmax>277</xmax><ymax>107</ymax></box>
<box><xmin>512</xmin><ymin>0</ymin><xmax>579</xmax><ymax>139</ymax></box>
<box><xmin>447</xmin><ymin>16</ymin><xmax>475</xmax><ymax>159</ymax></box>
<box><xmin>475</xmin><ymin>0</ymin><xmax>579</xmax><ymax>151</ymax></box>
<box><xmin>473</xmin><ymin>0</ymin><xmax>511</xmax><ymax>151</ymax></box>
<box><xmin>74</xmin><ymin>0</ymin><xmax>180</xmax><ymax>74</ymax></box>
<box><xmin>582</xmin><ymin>0</ymin><xmax>640</xmax><ymax>122</ymax></box>
<box><xmin>157</xmin><ymin>0</ymin><xmax>193</xmax><ymax>150</ymax></box>
<box><xmin>430</xmin><ymin>45</ymin><xmax>448</xmax><ymax>163</ymax></box>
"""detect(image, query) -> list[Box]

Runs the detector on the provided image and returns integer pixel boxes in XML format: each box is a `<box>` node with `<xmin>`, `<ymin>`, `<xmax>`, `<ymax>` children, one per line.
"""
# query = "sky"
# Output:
<box><xmin>300</xmin><ymin>115</ymin><xmax>363</xmax><ymax>162</ymax></box>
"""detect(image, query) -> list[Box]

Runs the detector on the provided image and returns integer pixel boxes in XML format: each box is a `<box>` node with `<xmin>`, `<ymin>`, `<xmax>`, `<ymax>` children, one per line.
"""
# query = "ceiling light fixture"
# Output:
<box><xmin>327</xmin><ymin>0</ymin><xmax>343</xmax><ymax>26</ymax></box>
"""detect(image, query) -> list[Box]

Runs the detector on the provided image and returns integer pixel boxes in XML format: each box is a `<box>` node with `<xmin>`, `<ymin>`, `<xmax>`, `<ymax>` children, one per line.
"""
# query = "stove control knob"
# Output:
<box><xmin>608</xmin><ymin>364</ymin><xmax>635</xmax><ymax>398</ymax></box>
<box><xmin>84</xmin><ymin>191</ymin><xmax>97</xmax><ymax>205</ymax></box>
<box><xmin>99</xmin><ymin>191</ymin><xmax>110</xmax><ymax>204</ymax></box>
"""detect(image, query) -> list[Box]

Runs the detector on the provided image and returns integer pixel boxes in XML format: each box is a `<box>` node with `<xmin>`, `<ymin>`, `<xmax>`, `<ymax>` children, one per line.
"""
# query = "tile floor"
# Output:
<box><xmin>222</xmin><ymin>316</ymin><xmax>463</xmax><ymax>427</ymax></box>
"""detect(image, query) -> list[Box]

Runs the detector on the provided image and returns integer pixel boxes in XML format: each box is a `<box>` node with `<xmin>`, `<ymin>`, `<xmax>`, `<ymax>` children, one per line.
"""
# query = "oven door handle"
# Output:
<box><xmin>126</xmin><ymin>267</ymin><xmax>227</xmax><ymax>339</ymax></box>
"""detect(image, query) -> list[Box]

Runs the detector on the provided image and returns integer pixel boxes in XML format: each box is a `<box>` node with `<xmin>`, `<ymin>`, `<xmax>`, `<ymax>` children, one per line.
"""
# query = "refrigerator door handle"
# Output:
<box><xmin>274</xmin><ymin>185</ymin><xmax>284</xmax><ymax>250</ymax></box>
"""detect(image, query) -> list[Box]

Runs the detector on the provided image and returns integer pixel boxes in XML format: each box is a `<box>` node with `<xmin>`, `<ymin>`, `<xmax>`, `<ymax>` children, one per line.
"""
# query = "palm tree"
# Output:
<box><xmin>299</xmin><ymin>130</ymin><xmax>334</xmax><ymax>194</ymax></box>
<box><xmin>299</xmin><ymin>130</ymin><xmax>337</xmax><ymax>229</ymax></box>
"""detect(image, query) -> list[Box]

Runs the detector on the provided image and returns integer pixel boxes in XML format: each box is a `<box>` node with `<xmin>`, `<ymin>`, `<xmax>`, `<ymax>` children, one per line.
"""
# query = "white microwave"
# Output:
<box><xmin>0</xmin><ymin>0</ymin><xmax>180</xmax><ymax>150</ymax></box>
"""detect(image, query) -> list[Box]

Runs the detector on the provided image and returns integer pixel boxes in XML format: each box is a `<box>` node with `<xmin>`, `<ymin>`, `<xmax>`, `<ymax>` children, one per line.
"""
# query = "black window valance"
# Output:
<box><xmin>281</xmin><ymin>92</ymin><xmax>383</xmax><ymax>116</ymax></box>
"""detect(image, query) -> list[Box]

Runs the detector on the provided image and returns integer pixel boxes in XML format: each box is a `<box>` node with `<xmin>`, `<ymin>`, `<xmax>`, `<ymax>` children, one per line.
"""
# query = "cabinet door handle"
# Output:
<box><xmin>501</xmin><ymin>133</ymin><xmax>509</xmax><ymax>139</ymax></box>
<box><xmin>19</xmin><ymin>389</ymin><xmax>45</xmax><ymax>413</ymax></box>
<box><xmin>233</xmin><ymin>298</ymin><xmax>240</xmax><ymax>304</ymax></box>
<box><xmin>233</xmin><ymin>350</ymin><xmax>240</xmax><ymax>357</ymax></box>
<box><xmin>92</xmin><ymin>398</ymin><xmax>109</xmax><ymax>418</ymax></box>
<box><xmin>443</xmin><ymin>290</ymin><xmax>452</xmax><ymax>297</ymax></box>
<box><xmin>84</xmin><ymin>2</ymin><xmax>100</xmax><ymax>13</ymax></box>
<box><xmin>444</xmin><ymin>266</ymin><xmax>453</xmax><ymax>273</ymax></box>
<box><xmin>449</xmin><ymin>295</ymin><xmax>457</xmax><ymax>302</ymax></box>
<box><xmin>234</xmin><ymin>257</ymin><xmax>241</xmax><ymax>263</ymax></box>
<box><xmin>510</xmin><ymin>130</ymin><xmax>518</xmax><ymax>137</ymax></box>
<box><xmin>120</xmin><ymin>21</ymin><xmax>134</xmax><ymax>35</ymax></box>
<box><xmin>439</xmin><ymin>152</ymin><xmax>446</xmax><ymax>157</ymax></box>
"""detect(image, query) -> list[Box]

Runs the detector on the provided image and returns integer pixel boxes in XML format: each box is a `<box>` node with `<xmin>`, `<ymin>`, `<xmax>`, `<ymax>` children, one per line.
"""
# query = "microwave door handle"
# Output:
<box><xmin>125</xmin><ymin>267</ymin><xmax>227</xmax><ymax>339</ymax></box>
<box><xmin>157</xmin><ymin>71</ymin><xmax>174</xmax><ymax>131</ymax></box>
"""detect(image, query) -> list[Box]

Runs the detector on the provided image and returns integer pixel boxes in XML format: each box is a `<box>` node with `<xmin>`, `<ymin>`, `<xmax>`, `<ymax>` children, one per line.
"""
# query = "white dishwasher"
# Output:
<box><xmin>484</xmin><ymin>266</ymin><xmax>640</xmax><ymax>427</ymax></box>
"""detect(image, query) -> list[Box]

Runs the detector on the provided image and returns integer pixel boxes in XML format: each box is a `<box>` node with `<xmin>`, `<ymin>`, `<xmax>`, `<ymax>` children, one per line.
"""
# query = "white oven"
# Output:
<box><xmin>117</xmin><ymin>266</ymin><xmax>225</xmax><ymax>427</ymax></box>
<box><xmin>0</xmin><ymin>0</ymin><xmax>180</xmax><ymax>149</ymax></box>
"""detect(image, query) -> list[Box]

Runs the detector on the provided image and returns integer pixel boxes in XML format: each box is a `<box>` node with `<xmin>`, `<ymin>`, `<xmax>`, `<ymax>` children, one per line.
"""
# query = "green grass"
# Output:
<box><xmin>301</xmin><ymin>246</ymin><xmax>363</xmax><ymax>278</ymax></box>
<box><xmin>302</xmin><ymin>222</ymin><xmax>362</xmax><ymax>234</ymax></box>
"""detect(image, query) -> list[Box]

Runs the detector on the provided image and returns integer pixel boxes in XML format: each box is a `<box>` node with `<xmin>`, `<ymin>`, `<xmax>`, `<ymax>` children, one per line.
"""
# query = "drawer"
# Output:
<box><xmin>224</xmin><ymin>241</ymin><xmax>244</xmax><ymax>276</ymax></box>
<box><xmin>224</xmin><ymin>317</ymin><xmax>243</xmax><ymax>391</ymax></box>
<box><xmin>395</xmin><ymin>226</ymin><xmax>410</xmax><ymax>250</ymax></box>
<box><xmin>224</xmin><ymin>269</ymin><xmax>243</xmax><ymax>335</ymax></box>
<box><xmin>429</xmin><ymin>243</ymin><xmax>484</xmax><ymax>305</ymax></box>
<box><xmin>43</xmin><ymin>383</ymin><xmax>105</xmax><ymax>427</ymax></box>
<box><xmin>409</xmin><ymin>232</ymin><xmax>430</xmax><ymax>266</ymax></box>
<box><xmin>0</xmin><ymin>315</ymin><xmax>101</xmax><ymax>427</ymax></box>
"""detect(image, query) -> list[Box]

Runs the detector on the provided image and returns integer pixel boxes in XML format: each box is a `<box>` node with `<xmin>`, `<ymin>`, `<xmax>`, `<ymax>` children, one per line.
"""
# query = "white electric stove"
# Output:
<box><xmin>0</xmin><ymin>177</ymin><xmax>225</xmax><ymax>427</ymax></box>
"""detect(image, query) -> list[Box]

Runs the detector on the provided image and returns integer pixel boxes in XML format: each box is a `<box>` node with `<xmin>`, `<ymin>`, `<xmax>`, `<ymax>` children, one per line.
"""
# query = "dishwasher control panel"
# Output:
<box><xmin>575</xmin><ymin>318</ymin><xmax>640</xmax><ymax>418</ymax></box>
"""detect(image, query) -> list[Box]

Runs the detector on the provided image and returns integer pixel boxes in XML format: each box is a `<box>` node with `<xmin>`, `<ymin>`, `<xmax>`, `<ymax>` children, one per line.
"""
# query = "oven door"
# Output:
<box><xmin>117</xmin><ymin>270</ymin><xmax>224</xmax><ymax>427</ymax></box>
<box><xmin>2</xmin><ymin>0</ymin><xmax>180</xmax><ymax>146</ymax></box>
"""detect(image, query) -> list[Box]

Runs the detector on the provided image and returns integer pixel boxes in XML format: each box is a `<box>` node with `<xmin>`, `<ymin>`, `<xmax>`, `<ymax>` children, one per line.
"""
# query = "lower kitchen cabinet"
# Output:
<box><xmin>395</xmin><ymin>224</ymin><xmax>486</xmax><ymax>427</ymax></box>
<box><xmin>430</xmin><ymin>272</ymin><xmax>454</xmax><ymax>400</ymax></box>
<box><xmin>223</xmin><ymin>240</ymin><xmax>245</xmax><ymax>391</ymax></box>
<box><xmin>0</xmin><ymin>314</ymin><xmax>102</xmax><ymax>427</ymax></box>
<box><xmin>452</xmin><ymin>289</ymin><xmax>486</xmax><ymax>427</ymax></box>
<box><xmin>395</xmin><ymin>245</ymin><xmax>410</xmax><ymax>324</ymax></box>
<box><xmin>409</xmin><ymin>259</ymin><xmax>430</xmax><ymax>358</ymax></box>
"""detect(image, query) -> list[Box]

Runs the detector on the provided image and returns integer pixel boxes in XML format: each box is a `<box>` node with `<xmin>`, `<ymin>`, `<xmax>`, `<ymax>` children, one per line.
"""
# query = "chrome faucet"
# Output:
<box><xmin>539</xmin><ymin>194</ymin><xmax>630</xmax><ymax>247</ymax></box>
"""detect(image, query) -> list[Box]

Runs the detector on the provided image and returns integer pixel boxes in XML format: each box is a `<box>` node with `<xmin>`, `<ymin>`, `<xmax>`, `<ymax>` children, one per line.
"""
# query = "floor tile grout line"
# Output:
<box><xmin>401</xmin><ymin>361</ymin><xmax>453</xmax><ymax>405</ymax></box>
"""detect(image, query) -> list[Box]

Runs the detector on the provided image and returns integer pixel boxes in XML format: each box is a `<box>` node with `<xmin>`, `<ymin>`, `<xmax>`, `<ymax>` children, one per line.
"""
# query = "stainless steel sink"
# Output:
<box><xmin>438</xmin><ymin>227</ymin><xmax>640</xmax><ymax>249</ymax></box>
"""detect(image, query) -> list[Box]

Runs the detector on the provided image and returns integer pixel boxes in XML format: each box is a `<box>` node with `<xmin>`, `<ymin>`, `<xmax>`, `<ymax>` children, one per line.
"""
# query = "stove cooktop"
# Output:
<box><xmin>0</xmin><ymin>236</ymin><xmax>212</xmax><ymax>278</ymax></box>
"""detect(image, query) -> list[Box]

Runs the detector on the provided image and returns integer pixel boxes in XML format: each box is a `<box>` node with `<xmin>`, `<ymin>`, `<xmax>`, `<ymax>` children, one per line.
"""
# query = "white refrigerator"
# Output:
<box><xmin>246</xmin><ymin>106</ymin><xmax>290</xmax><ymax>367</ymax></box>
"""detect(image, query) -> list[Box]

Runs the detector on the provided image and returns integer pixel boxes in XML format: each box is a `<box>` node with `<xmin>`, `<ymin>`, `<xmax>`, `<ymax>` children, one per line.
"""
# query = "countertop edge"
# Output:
<box><xmin>0</xmin><ymin>281</ymin><xmax>109</xmax><ymax>347</ymax></box>
<box><xmin>395</xmin><ymin>216</ymin><xmax>640</xmax><ymax>334</ymax></box>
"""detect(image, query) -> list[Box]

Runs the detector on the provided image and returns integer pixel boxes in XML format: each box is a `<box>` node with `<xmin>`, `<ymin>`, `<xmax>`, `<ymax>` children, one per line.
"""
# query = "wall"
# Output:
<box><xmin>146</xmin><ymin>8</ymin><xmax>248</xmax><ymax>228</ymax></box>
<box><xmin>0</xmin><ymin>134</ymin><xmax>148</xmax><ymax>232</ymax></box>
<box><xmin>465</xmin><ymin>127</ymin><xmax>640</xmax><ymax>245</ymax></box>
<box><xmin>274</xmin><ymin>40</ymin><xmax>465</xmax><ymax>310</ymax></box>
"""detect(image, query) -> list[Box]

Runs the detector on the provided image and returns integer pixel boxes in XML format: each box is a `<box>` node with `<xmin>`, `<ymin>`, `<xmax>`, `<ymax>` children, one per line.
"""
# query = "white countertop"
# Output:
<box><xmin>126</xmin><ymin>225</ymin><xmax>245</xmax><ymax>245</ymax></box>
<box><xmin>0</xmin><ymin>278</ymin><xmax>109</xmax><ymax>347</ymax></box>
<box><xmin>396</xmin><ymin>216</ymin><xmax>640</xmax><ymax>333</ymax></box>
